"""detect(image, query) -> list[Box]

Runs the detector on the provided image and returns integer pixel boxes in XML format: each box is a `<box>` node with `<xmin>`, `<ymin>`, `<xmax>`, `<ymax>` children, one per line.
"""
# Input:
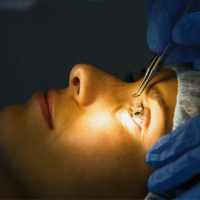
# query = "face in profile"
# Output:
<box><xmin>0</xmin><ymin>64</ymin><xmax>178</xmax><ymax>199</ymax></box>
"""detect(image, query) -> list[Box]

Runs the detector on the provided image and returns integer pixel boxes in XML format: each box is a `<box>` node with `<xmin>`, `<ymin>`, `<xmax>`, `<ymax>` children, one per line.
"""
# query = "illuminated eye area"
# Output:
<box><xmin>130</xmin><ymin>108</ymin><xmax>145</xmax><ymax>128</ymax></box>
<box><xmin>120</xmin><ymin>105</ymin><xmax>146</xmax><ymax>134</ymax></box>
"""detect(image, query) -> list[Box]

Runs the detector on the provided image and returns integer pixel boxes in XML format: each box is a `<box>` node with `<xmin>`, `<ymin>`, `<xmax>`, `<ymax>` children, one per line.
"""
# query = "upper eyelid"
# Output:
<box><xmin>136</xmin><ymin>102</ymin><xmax>143</xmax><ymax>108</ymax></box>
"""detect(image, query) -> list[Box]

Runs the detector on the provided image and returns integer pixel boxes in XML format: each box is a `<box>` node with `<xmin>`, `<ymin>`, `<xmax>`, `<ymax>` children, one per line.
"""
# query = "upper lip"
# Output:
<box><xmin>47</xmin><ymin>89</ymin><xmax>57</xmax><ymax>129</ymax></box>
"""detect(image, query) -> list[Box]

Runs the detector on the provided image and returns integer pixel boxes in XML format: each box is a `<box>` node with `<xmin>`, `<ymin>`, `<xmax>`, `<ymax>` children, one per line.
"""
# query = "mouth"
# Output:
<box><xmin>47</xmin><ymin>89</ymin><xmax>57</xmax><ymax>129</ymax></box>
<box><xmin>34</xmin><ymin>92</ymin><xmax>53</xmax><ymax>129</ymax></box>
<box><xmin>45</xmin><ymin>93</ymin><xmax>53</xmax><ymax>129</ymax></box>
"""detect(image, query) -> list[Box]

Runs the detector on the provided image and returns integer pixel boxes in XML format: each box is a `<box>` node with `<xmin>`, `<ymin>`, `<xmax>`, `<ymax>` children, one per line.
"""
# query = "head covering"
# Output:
<box><xmin>145</xmin><ymin>63</ymin><xmax>200</xmax><ymax>200</ymax></box>
<box><xmin>171</xmin><ymin>64</ymin><xmax>200</xmax><ymax>131</ymax></box>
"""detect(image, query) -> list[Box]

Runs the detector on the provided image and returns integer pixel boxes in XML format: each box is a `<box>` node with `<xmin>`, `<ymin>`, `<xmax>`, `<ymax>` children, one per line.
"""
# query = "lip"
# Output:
<box><xmin>34</xmin><ymin>90</ymin><xmax>56</xmax><ymax>129</ymax></box>
<box><xmin>0</xmin><ymin>109</ymin><xmax>4</xmax><ymax>130</ymax></box>
<box><xmin>47</xmin><ymin>89</ymin><xmax>57</xmax><ymax>129</ymax></box>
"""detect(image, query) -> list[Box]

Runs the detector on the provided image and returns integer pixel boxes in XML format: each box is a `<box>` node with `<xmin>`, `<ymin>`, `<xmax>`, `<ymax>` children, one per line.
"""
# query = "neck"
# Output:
<box><xmin>0</xmin><ymin>147</ymin><xmax>23</xmax><ymax>198</ymax></box>
<box><xmin>0</xmin><ymin>168</ymin><xmax>21</xmax><ymax>198</ymax></box>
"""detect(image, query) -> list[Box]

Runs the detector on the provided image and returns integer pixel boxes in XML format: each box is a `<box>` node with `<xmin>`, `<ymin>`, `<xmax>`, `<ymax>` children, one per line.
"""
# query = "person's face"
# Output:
<box><xmin>0</xmin><ymin>64</ymin><xmax>178</xmax><ymax>199</ymax></box>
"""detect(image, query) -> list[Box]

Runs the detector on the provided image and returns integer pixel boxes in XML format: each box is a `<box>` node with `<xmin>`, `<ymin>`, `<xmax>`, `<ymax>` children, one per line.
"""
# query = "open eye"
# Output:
<box><xmin>131</xmin><ymin>108</ymin><xmax>144</xmax><ymax>118</ymax></box>
<box><xmin>129</xmin><ymin>107</ymin><xmax>145</xmax><ymax>128</ymax></box>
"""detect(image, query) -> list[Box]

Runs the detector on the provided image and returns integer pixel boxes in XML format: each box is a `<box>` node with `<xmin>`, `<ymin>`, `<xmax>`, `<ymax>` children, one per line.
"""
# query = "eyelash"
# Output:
<box><xmin>129</xmin><ymin>101</ymin><xmax>145</xmax><ymax>128</ymax></box>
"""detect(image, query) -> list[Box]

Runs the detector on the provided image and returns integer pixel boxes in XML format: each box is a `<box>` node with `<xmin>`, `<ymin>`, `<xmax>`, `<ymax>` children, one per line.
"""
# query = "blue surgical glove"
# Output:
<box><xmin>174</xmin><ymin>181</ymin><xmax>200</xmax><ymax>200</ymax></box>
<box><xmin>146</xmin><ymin>114</ymin><xmax>200</xmax><ymax>195</ymax></box>
<box><xmin>146</xmin><ymin>0</ymin><xmax>200</xmax><ymax>70</ymax></box>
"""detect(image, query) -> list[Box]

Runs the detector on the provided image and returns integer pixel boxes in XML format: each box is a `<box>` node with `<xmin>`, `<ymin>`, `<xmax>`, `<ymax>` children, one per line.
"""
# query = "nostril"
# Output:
<box><xmin>72</xmin><ymin>77</ymin><xmax>80</xmax><ymax>95</ymax></box>
<box><xmin>73</xmin><ymin>77</ymin><xmax>80</xmax><ymax>86</ymax></box>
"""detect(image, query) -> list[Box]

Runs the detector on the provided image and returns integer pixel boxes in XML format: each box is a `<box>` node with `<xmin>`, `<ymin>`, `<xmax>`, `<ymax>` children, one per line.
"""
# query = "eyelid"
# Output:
<box><xmin>120</xmin><ymin>109</ymin><xmax>141</xmax><ymax>134</ymax></box>
<box><xmin>129</xmin><ymin>106</ymin><xmax>145</xmax><ymax>126</ymax></box>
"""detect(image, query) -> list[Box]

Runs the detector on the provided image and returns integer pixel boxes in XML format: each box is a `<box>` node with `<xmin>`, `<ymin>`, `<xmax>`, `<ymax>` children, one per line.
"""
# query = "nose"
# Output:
<box><xmin>69</xmin><ymin>64</ymin><xmax>103</xmax><ymax>107</ymax></box>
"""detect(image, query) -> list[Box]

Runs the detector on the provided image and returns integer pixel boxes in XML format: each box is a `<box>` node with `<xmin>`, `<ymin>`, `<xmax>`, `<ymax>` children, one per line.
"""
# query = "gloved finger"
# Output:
<box><xmin>146</xmin><ymin>114</ymin><xmax>200</xmax><ymax>168</ymax></box>
<box><xmin>193</xmin><ymin>57</ymin><xmax>200</xmax><ymax>70</ymax></box>
<box><xmin>164</xmin><ymin>44</ymin><xmax>200</xmax><ymax>63</ymax></box>
<box><xmin>146</xmin><ymin>0</ymin><xmax>193</xmax><ymax>52</ymax></box>
<box><xmin>174</xmin><ymin>181</ymin><xmax>200</xmax><ymax>199</ymax></box>
<box><xmin>172</xmin><ymin>11</ymin><xmax>200</xmax><ymax>46</ymax></box>
<box><xmin>148</xmin><ymin>146</ymin><xmax>200</xmax><ymax>193</ymax></box>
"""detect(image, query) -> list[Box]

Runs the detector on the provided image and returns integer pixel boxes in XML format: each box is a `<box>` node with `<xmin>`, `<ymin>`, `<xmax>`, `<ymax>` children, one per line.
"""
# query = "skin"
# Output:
<box><xmin>0</xmin><ymin>64</ymin><xmax>178</xmax><ymax>199</ymax></box>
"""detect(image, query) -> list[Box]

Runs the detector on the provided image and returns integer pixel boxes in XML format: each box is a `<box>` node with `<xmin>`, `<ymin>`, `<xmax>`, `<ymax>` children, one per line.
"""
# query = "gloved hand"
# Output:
<box><xmin>174</xmin><ymin>181</ymin><xmax>200</xmax><ymax>200</ymax></box>
<box><xmin>146</xmin><ymin>114</ymin><xmax>200</xmax><ymax>196</ymax></box>
<box><xmin>146</xmin><ymin>0</ymin><xmax>200</xmax><ymax>70</ymax></box>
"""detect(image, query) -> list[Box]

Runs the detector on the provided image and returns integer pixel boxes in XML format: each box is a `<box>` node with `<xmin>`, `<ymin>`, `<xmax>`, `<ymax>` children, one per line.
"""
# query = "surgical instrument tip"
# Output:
<box><xmin>132</xmin><ymin>93</ymin><xmax>140</xmax><ymax>97</ymax></box>
<box><xmin>132</xmin><ymin>53</ymin><xmax>162</xmax><ymax>97</ymax></box>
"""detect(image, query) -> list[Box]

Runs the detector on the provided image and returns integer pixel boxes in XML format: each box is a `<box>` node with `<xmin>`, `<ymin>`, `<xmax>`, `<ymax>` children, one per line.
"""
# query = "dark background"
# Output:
<box><xmin>0</xmin><ymin>0</ymin><xmax>154</xmax><ymax>109</ymax></box>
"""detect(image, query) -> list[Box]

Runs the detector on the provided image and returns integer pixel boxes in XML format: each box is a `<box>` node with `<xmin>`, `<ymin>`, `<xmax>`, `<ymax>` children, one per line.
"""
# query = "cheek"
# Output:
<box><xmin>65</xmin><ymin>112</ymin><xmax>124</xmax><ymax>151</ymax></box>
<box><xmin>59</xmin><ymin>116</ymin><xmax>144</xmax><ymax>177</ymax></box>
<box><xmin>0</xmin><ymin>106</ymin><xmax>58</xmax><ymax>178</ymax></box>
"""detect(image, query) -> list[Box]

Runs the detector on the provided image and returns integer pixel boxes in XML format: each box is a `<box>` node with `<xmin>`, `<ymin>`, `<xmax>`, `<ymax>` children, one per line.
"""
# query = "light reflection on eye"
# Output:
<box><xmin>121</xmin><ymin>102</ymin><xmax>147</xmax><ymax>134</ymax></box>
<box><xmin>129</xmin><ymin>105</ymin><xmax>145</xmax><ymax>128</ymax></box>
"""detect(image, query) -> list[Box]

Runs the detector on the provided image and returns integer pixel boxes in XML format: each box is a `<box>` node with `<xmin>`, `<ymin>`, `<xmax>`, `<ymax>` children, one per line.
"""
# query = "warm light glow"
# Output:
<box><xmin>121</xmin><ymin>110</ymin><xmax>134</xmax><ymax>133</ymax></box>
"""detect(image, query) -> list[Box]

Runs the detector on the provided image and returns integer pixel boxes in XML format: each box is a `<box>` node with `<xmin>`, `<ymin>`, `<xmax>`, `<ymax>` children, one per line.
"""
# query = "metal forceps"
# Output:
<box><xmin>132</xmin><ymin>0</ymin><xmax>196</xmax><ymax>97</ymax></box>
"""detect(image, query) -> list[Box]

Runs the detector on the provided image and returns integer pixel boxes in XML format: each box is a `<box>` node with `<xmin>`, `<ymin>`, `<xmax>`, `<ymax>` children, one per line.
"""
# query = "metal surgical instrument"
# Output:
<box><xmin>132</xmin><ymin>0</ymin><xmax>196</xmax><ymax>97</ymax></box>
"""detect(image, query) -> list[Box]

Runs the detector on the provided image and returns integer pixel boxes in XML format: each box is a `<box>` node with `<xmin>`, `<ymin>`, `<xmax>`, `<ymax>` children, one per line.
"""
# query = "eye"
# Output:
<box><xmin>129</xmin><ymin>106</ymin><xmax>145</xmax><ymax>128</ymax></box>
<box><xmin>131</xmin><ymin>109</ymin><xmax>144</xmax><ymax>118</ymax></box>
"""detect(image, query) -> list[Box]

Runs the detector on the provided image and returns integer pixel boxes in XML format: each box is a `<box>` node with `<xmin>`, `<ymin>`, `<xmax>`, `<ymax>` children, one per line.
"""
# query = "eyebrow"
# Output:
<box><xmin>145</xmin><ymin>69</ymin><xmax>177</xmax><ymax>111</ymax></box>
<box><xmin>146</xmin><ymin>84</ymin><xmax>167</xmax><ymax>111</ymax></box>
